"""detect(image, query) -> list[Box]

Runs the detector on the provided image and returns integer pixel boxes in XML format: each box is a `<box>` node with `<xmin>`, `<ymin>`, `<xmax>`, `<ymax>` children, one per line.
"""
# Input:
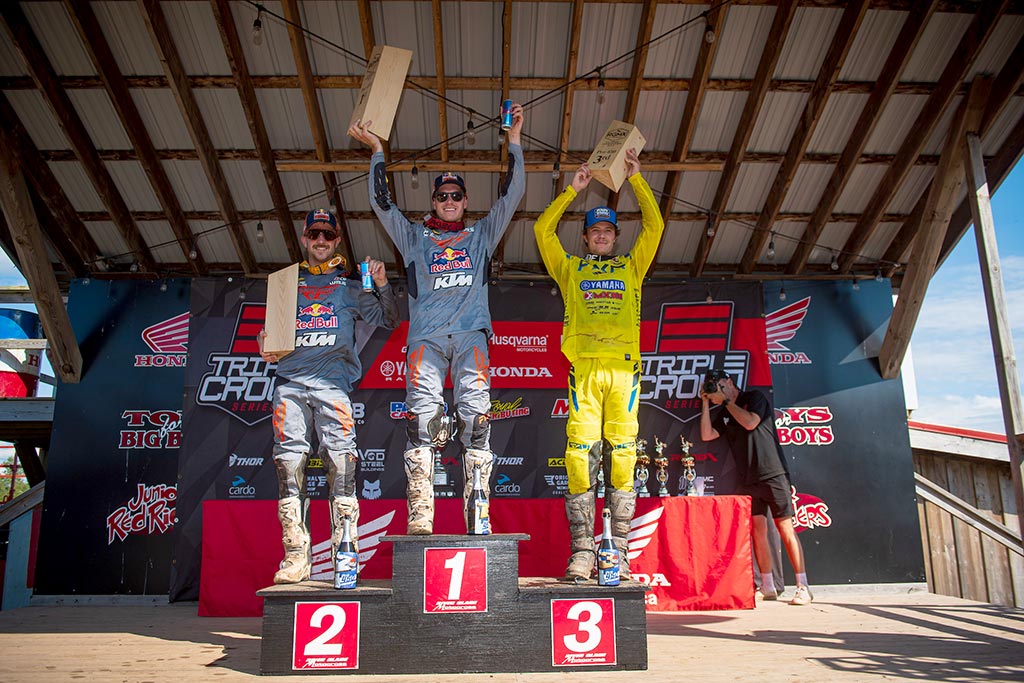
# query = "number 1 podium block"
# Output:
<box><xmin>586</xmin><ymin>120</ymin><xmax>647</xmax><ymax>192</ymax></box>
<box><xmin>349</xmin><ymin>45</ymin><xmax>413</xmax><ymax>141</ymax></box>
<box><xmin>258</xmin><ymin>532</ymin><xmax>648</xmax><ymax>675</ymax></box>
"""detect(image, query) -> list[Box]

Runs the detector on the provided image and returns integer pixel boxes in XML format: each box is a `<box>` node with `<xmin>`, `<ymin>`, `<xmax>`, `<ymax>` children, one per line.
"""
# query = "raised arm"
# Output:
<box><xmin>624</xmin><ymin>149</ymin><xmax>664</xmax><ymax>275</ymax></box>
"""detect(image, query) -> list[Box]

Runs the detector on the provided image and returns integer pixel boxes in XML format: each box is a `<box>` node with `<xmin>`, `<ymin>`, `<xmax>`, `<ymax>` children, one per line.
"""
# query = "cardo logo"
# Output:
<box><xmin>229</xmin><ymin>475</ymin><xmax>256</xmax><ymax>498</ymax></box>
<box><xmin>494</xmin><ymin>474</ymin><xmax>521</xmax><ymax>496</ymax></box>
<box><xmin>309</xmin><ymin>510</ymin><xmax>397</xmax><ymax>578</ymax></box>
<box><xmin>106</xmin><ymin>483</ymin><xmax>177</xmax><ymax>544</ymax></box>
<box><xmin>119</xmin><ymin>410</ymin><xmax>182</xmax><ymax>450</ymax></box>
<box><xmin>775</xmin><ymin>406</ymin><xmax>835</xmax><ymax>446</ymax></box>
<box><xmin>229</xmin><ymin>453</ymin><xmax>264</xmax><ymax>467</ymax></box>
<box><xmin>361</xmin><ymin>479</ymin><xmax>382</xmax><ymax>500</ymax></box>
<box><xmin>766</xmin><ymin>297</ymin><xmax>812</xmax><ymax>365</ymax></box>
<box><xmin>135</xmin><ymin>312</ymin><xmax>189</xmax><ymax>368</ymax></box>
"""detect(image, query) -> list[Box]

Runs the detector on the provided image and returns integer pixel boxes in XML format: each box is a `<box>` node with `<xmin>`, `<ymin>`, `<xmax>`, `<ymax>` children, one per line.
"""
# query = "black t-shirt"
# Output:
<box><xmin>712</xmin><ymin>389</ymin><xmax>788</xmax><ymax>486</ymax></box>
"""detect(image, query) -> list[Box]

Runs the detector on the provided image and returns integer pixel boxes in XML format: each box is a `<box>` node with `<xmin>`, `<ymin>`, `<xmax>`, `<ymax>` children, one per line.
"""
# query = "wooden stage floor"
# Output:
<box><xmin>0</xmin><ymin>589</ymin><xmax>1021</xmax><ymax>682</ymax></box>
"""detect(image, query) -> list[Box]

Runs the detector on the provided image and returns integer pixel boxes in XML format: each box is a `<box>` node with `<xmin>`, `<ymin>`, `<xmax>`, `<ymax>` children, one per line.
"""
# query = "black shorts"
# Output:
<box><xmin>738</xmin><ymin>473</ymin><xmax>794</xmax><ymax>518</ymax></box>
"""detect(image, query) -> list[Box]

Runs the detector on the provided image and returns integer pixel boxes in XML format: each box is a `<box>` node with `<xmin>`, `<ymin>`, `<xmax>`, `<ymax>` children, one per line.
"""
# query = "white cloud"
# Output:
<box><xmin>911</xmin><ymin>393</ymin><xmax>1007</xmax><ymax>434</ymax></box>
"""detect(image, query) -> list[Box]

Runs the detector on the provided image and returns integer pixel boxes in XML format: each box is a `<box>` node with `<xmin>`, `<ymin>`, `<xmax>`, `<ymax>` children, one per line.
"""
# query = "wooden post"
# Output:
<box><xmin>263</xmin><ymin>263</ymin><xmax>298</xmax><ymax>358</ymax></box>
<box><xmin>349</xmin><ymin>45</ymin><xmax>413</xmax><ymax>141</ymax></box>
<box><xmin>586</xmin><ymin>120</ymin><xmax>647</xmax><ymax>192</ymax></box>
<box><xmin>963</xmin><ymin>132</ymin><xmax>1024</xmax><ymax>536</ymax></box>
<box><xmin>0</xmin><ymin>153</ymin><xmax>82</xmax><ymax>383</ymax></box>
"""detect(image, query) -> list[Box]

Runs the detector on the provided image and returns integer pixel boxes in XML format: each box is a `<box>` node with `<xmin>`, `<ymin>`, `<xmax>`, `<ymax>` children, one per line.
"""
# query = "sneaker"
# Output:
<box><xmin>789</xmin><ymin>585</ymin><xmax>813</xmax><ymax>605</ymax></box>
<box><xmin>755</xmin><ymin>588</ymin><xmax>778</xmax><ymax>601</ymax></box>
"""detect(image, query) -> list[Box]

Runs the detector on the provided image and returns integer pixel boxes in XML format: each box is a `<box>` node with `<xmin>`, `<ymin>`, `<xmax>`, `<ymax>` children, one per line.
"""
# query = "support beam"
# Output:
<box><xmin>739</xmin><ymin>0</ymin><xmax>870</xmax><ymax>274</ymax></box>
<box><xmin>0</xmin><ymin>3</ymin><xmax>155</xmax><ymax>273</ymax></box>
<box><xmin>963</xmin><ymin>131</ymin><xmax>1024</xmax><ymax>537</ymax></box>
<box><xmin>878</xmin><ymin>78</ymin><xmax>988</xmax><ymax>380</ymax></box>
<box><xmin>837</xmin><ymin>0</ymin><xmax>1008</xmax><ymax>273</ymax></box>
<box><xmin>137</xmin><ymin>0</ymin><xmax>257</xmax><ymax>274</ymax></box>
<box><xmin>13</xmin><ymin>442</ymin><xmax>45</xmax><ymax>487</ymax></box>
<box><xmin>431</xmin><ymin>0</ymin><xmax>450</xmax><ymax>162</ymax></box>
<box><xmin>65</xmin><ymin>0</ymin><xmax>205</xmax><ymax>275</ymax></box>
<box><xmin>0</xmin><ymin>155</ymin><xmax>82</xmax><ymax>383</ymax></box>
<box><xmin>493</xmin><ymin>0</ymin><xmax>514</xmax><ymax>271</ymax></box>
<box><xmin>786</xmin><ymin>0</ymin><xmax>937</xmax><ymax>276</ymax></box>
<box><xmin>690</xmin><ymin>0</ymin><xmax>797</xmax><ymax>277</ymax></box>
<box><xmin>210</xmin><ymin>0</ymin><xmax>302</xmax><ymax>263</ymax></box>
<box><xmin>553</xmin><ymin>0</ymin><xmax>586</xmax><ymax>189</ymax></box>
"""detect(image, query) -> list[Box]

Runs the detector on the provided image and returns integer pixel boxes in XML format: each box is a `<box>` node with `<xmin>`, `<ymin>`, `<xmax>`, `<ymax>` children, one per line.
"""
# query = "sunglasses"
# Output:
<box><xmin>305</xmin><ymin>228</ymin><xmax>338</xmax><ymax>241</ymax></box>
<box><xmin>432</xmin><ymin>191</ymin><xmax>464</xmax><ymax>203</ymax></box>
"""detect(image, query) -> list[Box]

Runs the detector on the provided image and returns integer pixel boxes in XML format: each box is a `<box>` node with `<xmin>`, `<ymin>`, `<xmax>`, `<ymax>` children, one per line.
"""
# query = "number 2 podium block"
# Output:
<box><xmin>258</xmin><ymin>533</ymin><xmax>648</xmax><ymax>675</ymax></box>
<box><xmin>586</xmin><ymin>120</ymin><xmax>647</xmax><ymax>192</ymax></box>
<box><xmin>349</xmin><ymin>45</ymin><xmax>413</xmax><ymax>141</ymax></box>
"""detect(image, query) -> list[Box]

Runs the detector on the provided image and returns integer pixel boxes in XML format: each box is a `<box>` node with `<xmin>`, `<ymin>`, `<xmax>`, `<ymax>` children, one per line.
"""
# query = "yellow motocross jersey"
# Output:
<box><xmin>534</xmin><ymin>173</ymin><xmax>664</xmax><ymax>364</ymax></box>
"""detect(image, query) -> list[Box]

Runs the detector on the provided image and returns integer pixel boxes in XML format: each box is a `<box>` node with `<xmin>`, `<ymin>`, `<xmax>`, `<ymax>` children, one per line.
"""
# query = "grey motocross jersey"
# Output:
<box><xmin>367</xmin><ymin>145</ymin><xmax>525</xmax><ymax>344</ymax></box>
<box><xmin>273</xmin><ymin>270</ymin><xmax>399</xmax><ymax>392</ymax></box>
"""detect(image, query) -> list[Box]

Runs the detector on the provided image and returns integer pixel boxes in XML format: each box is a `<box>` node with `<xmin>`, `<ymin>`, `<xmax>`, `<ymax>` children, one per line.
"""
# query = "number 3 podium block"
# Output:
<box><xmin>586</xmin><ymin>120</ymin><xmax>647</xmax><ymax>192</ymax></box>
<box><xmin>258</xmin><ymin>533</ymin><xmax>648</xmax><ymax>675</ymax></box>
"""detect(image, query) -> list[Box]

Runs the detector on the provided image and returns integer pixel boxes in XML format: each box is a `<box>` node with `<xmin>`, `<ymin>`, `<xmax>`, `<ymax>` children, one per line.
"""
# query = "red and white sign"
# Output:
<box><xmin>292</xmin><ymin>601</ymin><xmax>360</xmax><ymax>670</ymax></box>
<box><xmin>135</xmin><ymin>311</ymin><xmax>189</xmax><ymax>367</ymax></box>
<box><xmin>423</xmin><ymin>546</ymin><xmax>488</xmax><ymax>613</ymax></box>
<box><xmin>550</xmin><ymin>598</ymin><xmax>617</xmax><ymax>667</ymax></box>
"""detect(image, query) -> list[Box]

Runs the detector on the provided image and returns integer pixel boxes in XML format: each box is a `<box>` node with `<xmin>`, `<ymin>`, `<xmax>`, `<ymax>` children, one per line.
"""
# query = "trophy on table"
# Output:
<box><xmin>634</xmin><ymin>438</ymin><xmax>651</xmax><ymax>497</ymax></box>
<box><xmin>431</xmin><ymin>413</ymin><xmax>457</xmax><ymax>498</ymax></box>
<box><xmin>678</xmin><ymin>436</ymin><xmax>697</xmax><ymax>496</ymax></box>
<box><xmin>653</xmin><ymin>436</ymin><xmax>670</xmax><ymax>497</ymax></box>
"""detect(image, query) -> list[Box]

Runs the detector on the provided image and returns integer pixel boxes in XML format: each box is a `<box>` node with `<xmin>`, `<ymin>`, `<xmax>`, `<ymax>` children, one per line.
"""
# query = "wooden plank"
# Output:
<box><xmin>690</xmin><ymin>0</ymin><xmax>798</xmax><ymax>277</ymax></box>
<box><xmin>210</xmin><ymin>0</ymin><xmax>303</xmax><ymax>263</ymax></box>
<box><xmin>431</xmin><ymin>0</ymin><xmax>449</xmax><ymax>162</ymax></box>
<box><xmin>946</xmin><ymin>459</ymin><xmax>988</xmax><ymax>601</ymax></box>
<box><xmin>350</xmin><ymin>46</ymin><xmax>412</xmax><ymax>142</ymax></box>
<box><xmin>492</xmin><ymin>0</ymin><xmax>514</xmax><ymax>273</ymax></box>
<box><xmin>586</xmin><ymin>121</ymin><xmax>647</xmax><ymax>192</ymax></box>
<box><xmin>837</xmin><ymin>0</ymin><xmax>1009</xmax><ymax>273</ymax></box>
<box><xmin>914</xmin><ymin>453</ymin><xmax>935</xmax><ymax>591</ymax></box>
<box><xmin>263</xmin><ymin>264</ymin><xmax>298</xmax><ymax>358</ymax></box>
<box><xmin>999</xmin><ymin>470</ymin><xmax>1024</xmax><ymax>607</ymax></box>
<box><xmin>921</xmin><ymin>456</ymin><xmax>960</xmax><ymax>597</ymax></box>
<box><xmin>0</xmin><ymin>157</ymin><xmax>82</xmax><ymax>383</ymax></box>
<box><xmin>137</xmin><ymin>0</ymin><xmax>257</xmax><ymax>274</ymax></box>
<box><xmin>964</xmin><ymin>131</ymin><xmax>1024</xmax><ymax>545</ymax></box>
<box><xmin>974</xmin><ymin>465</ymin><xmax>1016</xmax><ymax>606</ymax></box>
<box><xmin>739</xmin><ymin>0</ymin><xmax>870</xmax><ymax>274</ymax></box>
<box><xmin>877</xmin><ymin>78</ymin><xmax>989</xmax><ymax>380</ymax></box>
<box><xmin>0</xmin><ymin>339</ymin><xmax>47</xmax><ymax>350</ymax></box>
<box><xmin>553</xmin><ymin>0</ymin><xmax>586</xmax><ymax>188</ymax></box>
<box><xmin>0</xmin><ymin>3</ymin><xmax>155</xmax><ymax>273</ymax></box>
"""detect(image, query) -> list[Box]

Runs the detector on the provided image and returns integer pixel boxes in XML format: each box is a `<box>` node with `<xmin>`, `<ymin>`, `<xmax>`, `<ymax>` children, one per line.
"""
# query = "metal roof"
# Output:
<box><xmin>0</xmin><ymin>0</ymin><xmax>1020</xmax><ymax>287</ymax></box>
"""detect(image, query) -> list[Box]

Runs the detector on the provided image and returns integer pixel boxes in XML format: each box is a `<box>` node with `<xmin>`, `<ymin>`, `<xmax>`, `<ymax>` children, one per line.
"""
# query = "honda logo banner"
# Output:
<box><xmin>35</xmin><ymin>279</ymin><xmax>190</xmax><ymax>595</ymax></box>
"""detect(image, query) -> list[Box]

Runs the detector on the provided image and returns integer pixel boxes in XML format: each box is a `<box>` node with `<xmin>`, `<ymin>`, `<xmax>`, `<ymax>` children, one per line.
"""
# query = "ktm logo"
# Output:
<box><xmin>309</xmin><ymin>510</ymin><xmax>396</xmax><ymax>579</ymax></box>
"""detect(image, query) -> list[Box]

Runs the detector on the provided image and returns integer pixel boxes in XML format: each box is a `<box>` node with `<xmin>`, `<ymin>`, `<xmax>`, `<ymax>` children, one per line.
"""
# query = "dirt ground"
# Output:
<box><xmin>0</xmin><ymin>588</ymin><xmax>1021</xmax><ymax>682</ymax></box>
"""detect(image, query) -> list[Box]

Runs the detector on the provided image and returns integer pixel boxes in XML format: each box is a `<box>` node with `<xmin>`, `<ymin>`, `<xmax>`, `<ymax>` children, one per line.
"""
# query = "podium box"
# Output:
<box><xmin>349</xmin><ymin>45</ymin><xmax>413</xmax><ymax>141</ymax></box>
<box><xmin>587</xmin><ymin>120</ymin><xmax>647</xmax><ymax>192</ymax></box>
<box><xmin>259</xmin><ymin>533</ymin><xmax>648</xmax><ymax>674</ymax></box>
<box><xmin>263</xmin><ymin>263</ymin><xmax>298</xmax><ymax>358</ymax></box>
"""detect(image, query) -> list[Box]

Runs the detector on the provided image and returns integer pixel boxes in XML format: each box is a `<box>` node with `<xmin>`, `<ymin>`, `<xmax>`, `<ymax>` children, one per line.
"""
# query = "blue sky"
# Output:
<box><xmin>1</xmin><ymin>163</ymin><xmax>1021</xmax><ymax>431</ymax></box>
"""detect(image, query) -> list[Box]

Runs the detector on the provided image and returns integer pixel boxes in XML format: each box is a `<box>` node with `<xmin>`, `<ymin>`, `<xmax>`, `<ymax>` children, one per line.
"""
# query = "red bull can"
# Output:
<box><xmin>360</xmin><ymin>261</ymin><xmax>373</xmax><ymax>291</ymax></box>
<box><xmin>500</xmin><ymin>100</ymin><xmax>514</xmax><ymax>130</ymax></box>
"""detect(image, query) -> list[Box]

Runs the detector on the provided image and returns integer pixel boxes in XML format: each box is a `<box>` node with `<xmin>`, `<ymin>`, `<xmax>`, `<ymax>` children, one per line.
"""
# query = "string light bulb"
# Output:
<box><xmin>189</xmin><ymin>246</ymin><xmax>197</xmax><ymax>260</ymax></box>
<box><xmin>874</xmin><ymin>268</ymin><xmax>884</xmax><ymax>282</ymax></box>
<box><xmin>159</xmin><ymin>279</ymin><xmax>168</xmax><ymax>292</ymax></box>
<box><xmin>411</xmin><ymin>164</ymin><xmax>420</xmax><ymax>189</ymax></box>
<box><xmin>779</xmin><ymin>285</ymin><xmax>787</xmax><ymax>302</ymax></box>
<box><xmin>239</xmin><ymin>287</ymin><xmax>246</xmax><ymax>301</ymax></box>
<box><xmin>129</xmin><ymin>260</ymin><xmax>139</xmax><ymax>273</ymax></box>
<box><xmin>552</xmin><ymin>161</ymin><xmax>560</xmax><ymax>180</ymax></box>
<box><xmin>851</xmin><ymin>278</ymin><xmax>860</xmax><ymax>291</ymax></box>
<box><xmin>498</xmin><ymin>128</ymin><xmax>505</xmax><ymax>145</ymax></box>
<box><xmin>466</xmin><ymin>114</ymin><xmax>476</xmax><ymax>145</ymax></box>
<box><xmin>256</xmin><ymin>221</ymin><xmax>265</xmax><ymax>243</ymax></box>
<box><xmin>767</xmin><ymin>234</ymin><xmax>776</xmax><ymax>260</ymax></box>
<box><xmin>706</xmin><ymin>216</ymin><xmax>715</xmax><ymax>238</ymax></box>
<box><xmin>830</xmin><ymin>252</ymin><xmax>840</xmax><ymax>271</ymax></box>
<box><xmin>252</xmin><ymin>9</ymin><xmax>264</xmax><ymax>46</ymax></box>
<box><xmin>597</xmin><ymin>72</ymin><xmax>606</xmax><ymax>104</ymax></box>
<box><xmin>705</xmin><ymin>23</ymin><xmax>716</xmax><ymax>43</ymax></box>
<box><xmin>705</xmin><ymin>286</ymin><xmax>713</xmax><ymax>304</ymax></box>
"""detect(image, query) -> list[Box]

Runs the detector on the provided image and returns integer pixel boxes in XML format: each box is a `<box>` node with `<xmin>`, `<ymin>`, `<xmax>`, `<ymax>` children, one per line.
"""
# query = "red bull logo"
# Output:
<box><xmin>296</xmin><ymin>302</ymin><xmax>338</xmax><ymax>331</ymax></box>
<box><xmin>430</xmin><ymin>247</ymin><xmax>472</xmax><ymax>274</ymax></box>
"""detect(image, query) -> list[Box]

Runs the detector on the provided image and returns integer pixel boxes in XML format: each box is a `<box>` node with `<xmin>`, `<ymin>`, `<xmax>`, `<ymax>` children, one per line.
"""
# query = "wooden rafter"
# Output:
<box><xmin>0</xmin><ymin>153</ymin><xmax>82</xmax><ymax>383</ymax></box>
<box><xmin>65</xmin><ymin>0</ymin><xmax>205</xmax><ymax>276</ymax></box>
<box><xmin>689</xmin><ymin>0</ymin><xmax>797</xmax><ymax>277</ymax></box>
<box><xmin>649</xmin><ymin>5</ymin><xmax>725</xmax><ymax>275</ymax></box>
<box><xmin>281</xmin><ymin>0</ymin><xmax>356</xmax><ymax>269</ymax></box>
<box><xmin>210</xmin><ymin>0</ymin><xmax>302</xmax><ymax>264</ymax></box>
<box><xmin>137</xmin><ymin>0</ymin><xmax>257</xmax><ymax>274</ymax></box>
<box><xmin>837</xmin><ymin>0</ymin><xmax>1009</xmax><ymax>273</ymax></box>
<box><xmin>881</xmin><ymin>32</ymin><xmax>1024</xmax><ymax>274</ymax></box>
<box><xmin>877</xmin><ymin>78</ymin><xmax>988</xmax><ymax>380</ymax></box>
<box><xmin>493</xmin><ymin>0</ymin><xmax>515</xmax><ymax>271</ymax></box>
<box><xmin>738</xmin><ymin>0</ymin><xmax>869</xmax><ymax>275</ymax></box>
<box><xmin>0</xmin><ymin>3</ymin><xmax>156</xmax><ymax>274</ymax></box>
<box><xmin>554</xmin><ymin>0</ymin><xmax>586</xmax><ymax>188</ymax></box>
<box><xmin>786</xmin><ymin>0</ymin><xmax>937</xmax><ymax>276</ymax></box>
<box><xmin>606</xmin><ymin>0</ymin><xmax>657</xmax><ymax>213</ymax></box>
<box><xmin>432</xmin><ymin>0</ymin><xmax>449</xmax><ymax>162</ymax></box>
<box><xmin>0</xmin><ymin>94</ymin><xmax>98</xmax><ymax>276</ymax></box>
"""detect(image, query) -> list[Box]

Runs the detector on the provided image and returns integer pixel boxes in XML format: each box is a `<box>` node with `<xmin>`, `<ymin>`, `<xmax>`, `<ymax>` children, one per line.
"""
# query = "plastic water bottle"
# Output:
<box><xmin>333</xmin><ymin>514</ymin><xmax>358</xmax><ymax>590</ymax></box>
<box><xmin>597</xmin><ymin>509</ymin><xmax>620</xmax><ymax>586</ymax></box>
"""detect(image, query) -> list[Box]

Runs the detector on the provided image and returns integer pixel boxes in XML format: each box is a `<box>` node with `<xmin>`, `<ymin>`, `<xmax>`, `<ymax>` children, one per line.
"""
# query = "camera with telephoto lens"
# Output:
<box><xmin>702</xmin><ymin>369</ymin><xmax>730</xmax><ymax>395</ymax></box>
